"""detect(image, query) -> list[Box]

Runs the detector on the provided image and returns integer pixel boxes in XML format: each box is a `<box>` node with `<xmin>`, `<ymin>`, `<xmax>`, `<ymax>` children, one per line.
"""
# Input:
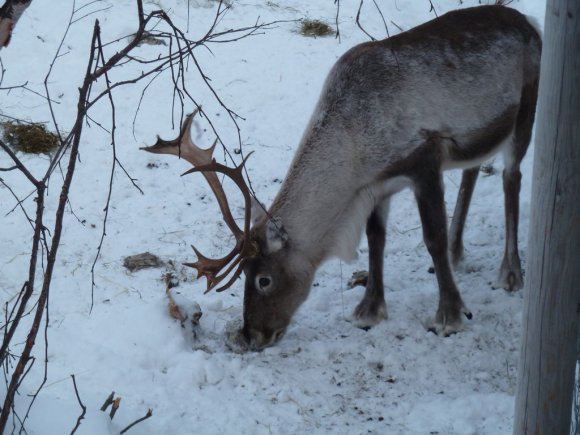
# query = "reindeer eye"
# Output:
<box><xmin>255</xmin><ymin>275</ymin><xmax>273</xmax><ymax>293</ymax></box>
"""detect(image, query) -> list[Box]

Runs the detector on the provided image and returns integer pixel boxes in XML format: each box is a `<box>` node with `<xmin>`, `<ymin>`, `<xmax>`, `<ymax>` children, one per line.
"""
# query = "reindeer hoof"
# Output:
<box><xmin>351</xmin><ymin>298</ymin><xmax>387</xmax><ymax>329</ymax></box>
<box><xmin>427</xmin><ymin>305</ymin><xmax>472</xmax><ymax>336</ymax></box>
<box><xmin>427</xmin><ymin>320</ymin><xmax>464</xmax><ymax>337</ymax></box>
<box><xmin>493</xmin><ymin>257</ymin><xmax>524</xmax><ymax>292</ymax></box>
<box><xmin>427</xmin><ymin>321</ymin><xmax>463</xmax><ymax>337</ymax></box>
<box><xmin>493</xmin><ymin>269</ymin><xmax>523</xmax><ymax>292</ymax></box>
<box><xmin>427</xmin><ymin>326</ymin><xmax>460</xmax><ymax>337</ymax></box>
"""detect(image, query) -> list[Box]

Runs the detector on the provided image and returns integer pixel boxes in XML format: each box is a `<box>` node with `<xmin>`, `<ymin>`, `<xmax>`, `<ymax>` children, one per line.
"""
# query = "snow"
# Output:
<box><xmin>0</xmin><ymin>0</ymin><xmax>546</xmax><ymax>434</ymax></box>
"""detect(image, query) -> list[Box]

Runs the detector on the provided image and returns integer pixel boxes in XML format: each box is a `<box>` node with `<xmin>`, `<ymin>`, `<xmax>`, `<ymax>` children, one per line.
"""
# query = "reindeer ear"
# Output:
<box><xmin>266</xmin><ymin>217</ymin><xmax>288</xmax><ymax>253</ymax></box>
<box><xmin>250</xmin><ymin>196</ymin><xmax>267</xmax><ymax>227</ymax></box>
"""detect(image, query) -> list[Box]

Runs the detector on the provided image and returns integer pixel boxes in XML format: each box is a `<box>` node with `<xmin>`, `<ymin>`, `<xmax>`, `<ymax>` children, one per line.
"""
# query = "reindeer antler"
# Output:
<box><xmin>141</xmin><ymin>110</ymin><xmax>257</xmax><ymax>292</ymax></box>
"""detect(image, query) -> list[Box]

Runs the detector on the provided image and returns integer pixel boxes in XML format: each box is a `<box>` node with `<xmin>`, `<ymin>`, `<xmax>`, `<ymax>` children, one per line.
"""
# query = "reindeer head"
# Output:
<box><xmin>237</xmin><ymin>214</ymin><xmax>315</xmax><ymax>350</ymax></box>
<box><xmin>143</xmin><ymin>111</ymin><xmax>313</xmax><ymax>351</ymax></box>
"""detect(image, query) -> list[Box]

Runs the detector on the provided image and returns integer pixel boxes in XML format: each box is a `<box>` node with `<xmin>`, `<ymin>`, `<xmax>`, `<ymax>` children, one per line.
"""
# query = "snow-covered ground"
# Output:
<box><xmin>0</xmin><ymin>0</ymin><xmax>547</xmax><ymax>433</ymax></box>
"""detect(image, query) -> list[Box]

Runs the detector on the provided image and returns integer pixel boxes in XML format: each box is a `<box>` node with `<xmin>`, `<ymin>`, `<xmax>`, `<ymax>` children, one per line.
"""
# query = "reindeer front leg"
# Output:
<box><xmin>413</xmin><ymin>159</ymin><xmax>472</xmax><ymax>335</ymax></box>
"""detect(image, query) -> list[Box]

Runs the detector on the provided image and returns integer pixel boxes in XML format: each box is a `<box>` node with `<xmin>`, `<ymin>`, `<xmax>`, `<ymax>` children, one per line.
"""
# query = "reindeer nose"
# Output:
<box><xmin>225</xmin><ymin>319</ymin><xmax>288</xmax><ymax>352</ymax></box>
<box><xmin>242</xmin><ymin>326</ymin><xmax>286</xmax><ymax>351</ymax></box>
<box><xmin>273</xmin><ymin>328</ymin><xmax>286</xmax><ymax>343</ymax></box>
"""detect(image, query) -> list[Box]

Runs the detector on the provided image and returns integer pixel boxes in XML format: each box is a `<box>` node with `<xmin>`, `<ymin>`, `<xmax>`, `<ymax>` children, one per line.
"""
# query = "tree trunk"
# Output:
<box><xmin>513</xmin><ymin>0</ymin><xmax>580</xmax><ymax>433</ymax></box>
<box><xmin>0</xmin><ymin>0</ymin><xmax>32</xmax><ymax>48</ymax></box>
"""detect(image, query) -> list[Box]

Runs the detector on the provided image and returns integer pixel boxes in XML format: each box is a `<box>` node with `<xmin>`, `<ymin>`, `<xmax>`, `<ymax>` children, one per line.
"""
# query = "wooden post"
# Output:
<box><xmin>513</xmin><ymin>0</ymin><xmax>580</xmax><ymax>433</ymax></box>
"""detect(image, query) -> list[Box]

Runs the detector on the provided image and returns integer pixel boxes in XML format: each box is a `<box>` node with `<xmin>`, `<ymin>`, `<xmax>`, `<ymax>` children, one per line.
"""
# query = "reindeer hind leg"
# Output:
<box><xmin>448</xmin><ymin>167</ymin><xmax>480</xmax><ymax>267</ymax></box>
<box><xmin>352</xmin><ymin>200</ymin><xmax>389</xmax><ymax>329</ymax></box>
<box><xmin>494</xmin><ymin>80</ymin><xmax>539</xmax><ymax>291</ymax></box>
<box><xmin>414</xmin><ymin>161</ymin><xmax>472</xmax><ymax>335</ymax></box>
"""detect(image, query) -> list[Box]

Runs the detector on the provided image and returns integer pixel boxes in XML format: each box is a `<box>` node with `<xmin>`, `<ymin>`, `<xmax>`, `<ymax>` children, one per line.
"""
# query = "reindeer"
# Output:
<box><xmin>143</xmin><ymin>5</ymin><xmax>541</xmax><ymax>351</ymax></box>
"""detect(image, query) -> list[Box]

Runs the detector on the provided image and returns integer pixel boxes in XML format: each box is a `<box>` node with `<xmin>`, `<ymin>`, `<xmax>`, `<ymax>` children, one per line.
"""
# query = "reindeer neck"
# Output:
<box><xmin>268</xmin><ymin>126</ymin><xmax>366</xmax><ymax>265</ymax></box>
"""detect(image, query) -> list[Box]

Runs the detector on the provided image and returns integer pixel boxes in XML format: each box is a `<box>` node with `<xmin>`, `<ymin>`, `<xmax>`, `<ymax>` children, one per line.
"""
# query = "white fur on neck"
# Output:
<box><xmin>326</xmin><ymin>176</ymin><xmax>411</xmax><ymax>263</ymax></box>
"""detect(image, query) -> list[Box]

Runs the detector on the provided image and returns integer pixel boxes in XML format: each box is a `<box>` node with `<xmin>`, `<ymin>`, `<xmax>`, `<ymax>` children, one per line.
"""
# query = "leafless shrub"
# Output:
<box><xmin>0</xmin><ymin>0</ymin><xmax>281</xmax><ymax>431</ymax></box>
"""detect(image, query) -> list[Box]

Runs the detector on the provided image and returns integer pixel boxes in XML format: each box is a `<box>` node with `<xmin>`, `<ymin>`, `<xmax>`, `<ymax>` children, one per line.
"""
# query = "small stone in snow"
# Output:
<box><xmin>123</xmin><ymin>252</ymin><xmax>164</xmax><ymax>272</ymax></box>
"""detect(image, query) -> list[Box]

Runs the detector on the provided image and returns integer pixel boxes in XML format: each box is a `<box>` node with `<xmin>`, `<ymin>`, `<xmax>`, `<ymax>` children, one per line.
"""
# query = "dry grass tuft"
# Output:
<box><xmin>300</xmin><ymin>19</ymin><xmax>335</xmax><ymax>37</ymax></box>
<box><xmin>1</xmin><ymin>121</ymin><xmax>59</xmax><ymax>154</ymax></box>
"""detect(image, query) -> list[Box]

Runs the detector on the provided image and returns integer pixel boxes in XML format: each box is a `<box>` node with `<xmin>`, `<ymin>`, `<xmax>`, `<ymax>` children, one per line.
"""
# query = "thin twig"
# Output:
<box><xmin>355</xmin><ymin>0</ymin><xmax>376</xmax><ymax>41</ymax></box>
<box><xmin>70</xmin><ymin>375</ymin><xmax>86</xmax><ymax>435</ymax></box>
<box><xmin>0</xmin><ymin>185</ymin><xmax>44</xmax><ymax>374</ymax></box>
<box><xmin>120</xmin><ymin>409</ymin><xmax>153</xmax><ymax>434</ymax></box>
<box><xmin>427</xmin><ymin>0</ymin><xmax>438</xmax><ymax>17</ymax></box>
<box><xmin>90</xmin><ymin>22</ymin><xmax>118</xmax><ymax>311</ymax></box>
<box><xmin>0</xmin><ymin>178</ymin><xmax>34</xmax><ymax>229</ymax></box>
<box><xmin>0</xmin><ymin>139</ymin><xmax>39</xmax><ymax>186</ymax></box>
<box><xmin>372</xmin><ymin>0</ymin><xmax>390</xmax><ymax>38</ymax></box>
<box><xmin>334</xmin><ymin>0</ymin><xmax>340</xmax><ymax>42</ymax></box>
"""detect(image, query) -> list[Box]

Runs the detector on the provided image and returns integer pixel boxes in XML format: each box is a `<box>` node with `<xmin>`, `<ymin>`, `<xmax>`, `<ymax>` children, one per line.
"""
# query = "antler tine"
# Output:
<box><xmin>182</xmin><ymin>152</ymin><xmax>257</xmax><ymax>292</ymax></box>
<box><xmin>182</xmin><ymin>151</ymin><xmax>255</xmax><ymax>237</ymax></box>
<box><xmin>185</xmin><ymin>249</ymin><xmax>245</xmax><ymax>294</ymax></box>
<box><xmin>140</xmin><ymin>108</ymin><xmax>201</xmax><ymax>153</ymax></box>
<box><xmin>185</xmin><ymin>243</ymin><xmax>241</xmax><ymax>286</ymax></box>
<box><xmin>141</xmin><ymin>110</ymin><xmax>243</xmax><ymax>240</ymax></box>
<box><xmin>142</xmin><ymin>111</ymin><xmax>257</xmax><ymax>293</ymax></box>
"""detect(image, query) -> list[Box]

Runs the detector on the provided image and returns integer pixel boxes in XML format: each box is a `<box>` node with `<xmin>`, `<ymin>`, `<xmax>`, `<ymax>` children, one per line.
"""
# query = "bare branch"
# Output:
<box><xmin>109</xmin><ymin>397</ymin><xmax>121</xmax><ymax>420</ymax></box>
<box><xmin>0</xmin><ymin>8</ymin><xmax>101</xmax><ymax>429</ymax></box>
<box><xmin>100</xmin><ymin>391</ymin><xmax>115</xmax><ymax>411</ymax></box>
<box><xmin>0</xmin><ymin>139</ymin><xmax>40</xmax><ymax>186</ymax></box>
